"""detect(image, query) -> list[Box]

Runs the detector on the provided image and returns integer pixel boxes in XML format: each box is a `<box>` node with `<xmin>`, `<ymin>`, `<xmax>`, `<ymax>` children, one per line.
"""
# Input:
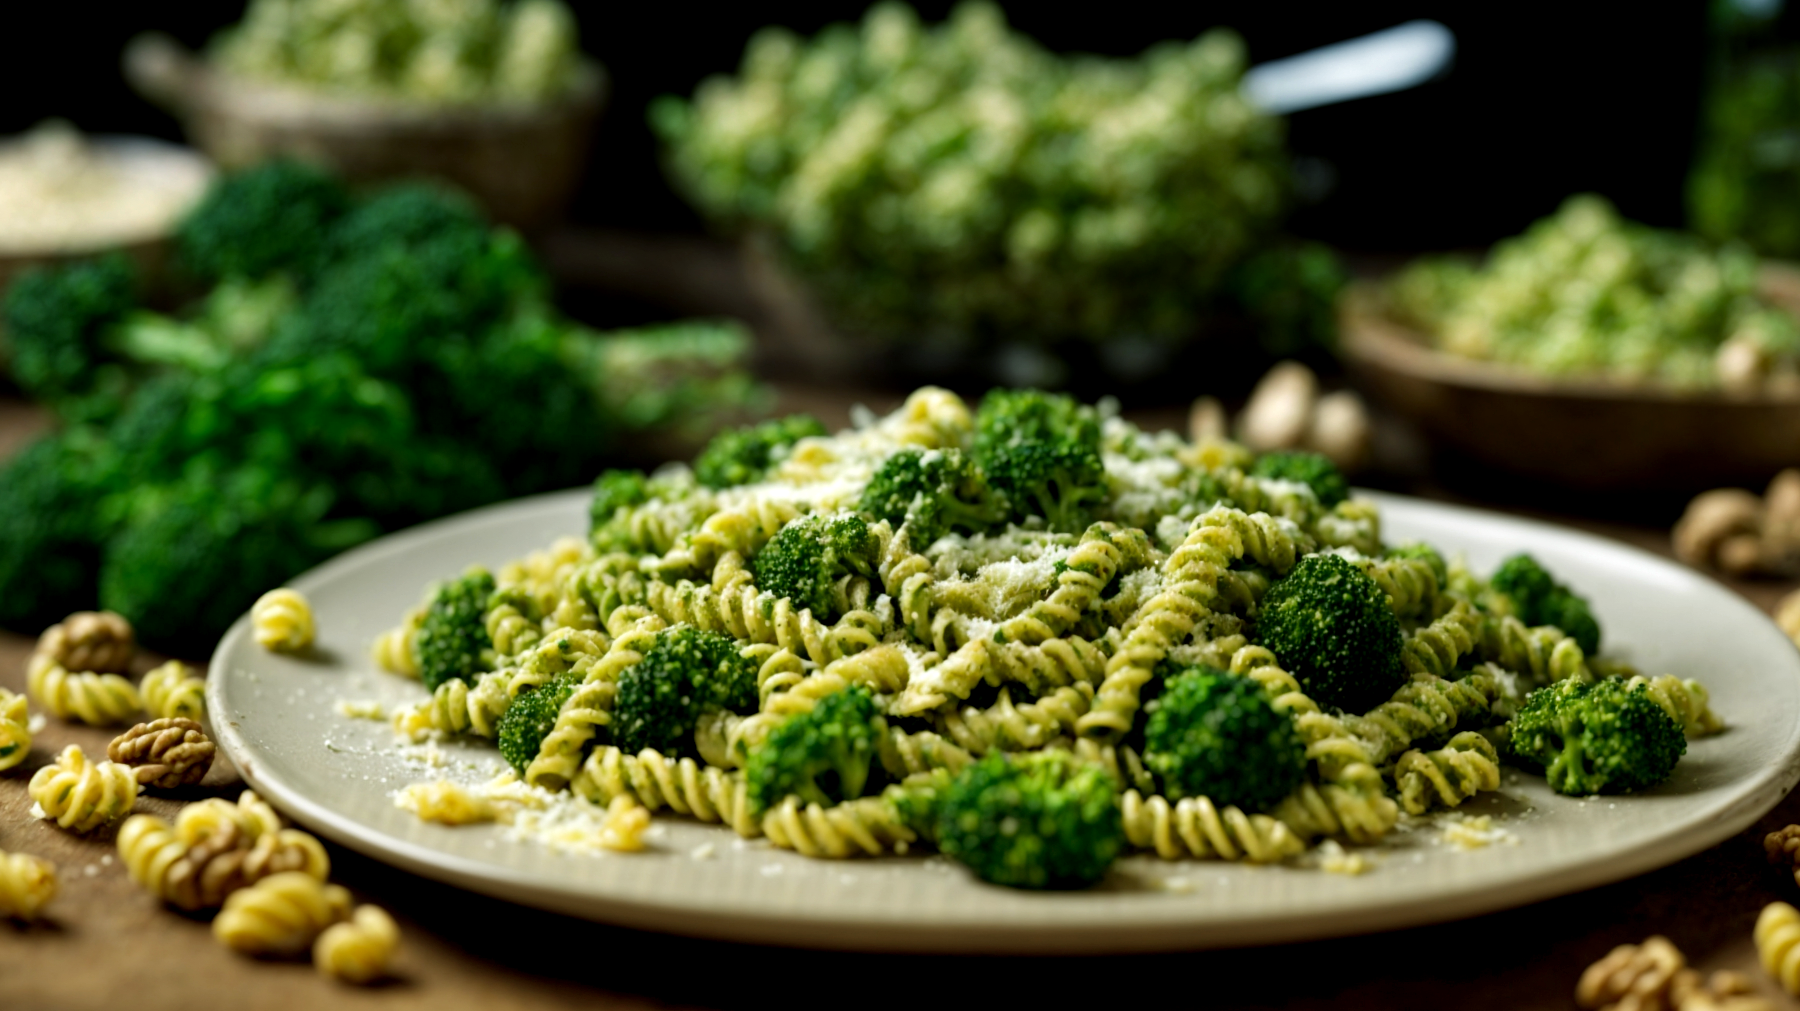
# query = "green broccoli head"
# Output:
<box><xmin>176</xmin><ymin>161</ymin><xmax>352</xmax><ymax>283</ymax></box>
<box><xmin>936</xmin><ymin>749</ymin><xmax>1123</xmax><ymax>890</ymax></box>
<box><xmin>972</xmin><ymin>389</ymin><xmax>1106</xmax><ymax>532</ymax></box>
<box><xmin>3</xmin><ymin>254</ymin><xmax>137</xmax><ymax>401</ymax></box>
<box><xmin>1510</xmin><ymin>678</ymin><xmax>1686</xmax><ymax>795</ymax></box>
<box><xmin>0</xmin><ymin>435</ymin><xmax>113</xmax><ymax>632</ymax></box>
<box><xmin>752</xmin><ymin>512</ymin><xmax>880</xmax><ymax>617</ymax></box>
<box><xmin>857</xmin><ymin>447</ymin><xmax>1007</xmax><ymax>546</ymax></box>
<box><xmin>1143</xmin><ymin>667</ymin><xmax>1305</xmax><ymax>810</ymax></box>
<box><xmin>590</xmin><ymin>469</ymin><xmax>649</xmax><ymax>534</ymax></box>
<box><xmin>98</xmin><ymin>468</ymin><xmax>364</xmax><ymax>653</ymax></box>
<box><xmin>612</xmin><ymin>626</ymin><xmax>759</xmax><ymax>758</ymax></box>
<box><xmin>415</xmin><ymin>567</ymin><xmax>498</xmax><ymax>691</ymax></box>
<box><xmin>1384</xmin><ymin>541</ymin><xmax>1449</xmax><ymax>587</ymax></box>
<box><xmin>1249</xmin><ymin>450</ymin><xmax>1349</xmax><ymax>508</ymax></box>
<box><xmin>744</xmin><ymin>683</ymin><xmax>883</xmax><ymax>813</ymax></box>
<box><xmin>1257</xmin><ymin>552</ymin><xmax>1404</xmax><ymax>713</ymax></box>
<box><xmin>693</xmin><ymin>414</ymin><xmax>827</xmax><ymax>489</ymax></box>
<box><xmin>497</xmin><ymin>670</ymin><xmax>584</xmax><ymax>773</ymax></box>
<box><xmin>1489</xmin><ymin>553</ymin><xmax>1602</xmax><ymax>655</ymax></box>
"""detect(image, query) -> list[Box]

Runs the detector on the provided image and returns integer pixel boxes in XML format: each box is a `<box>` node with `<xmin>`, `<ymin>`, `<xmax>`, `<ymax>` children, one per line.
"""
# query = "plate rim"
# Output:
<box><xmin>206</xmin><ymin>487</ymin><xmax>1800</xmax><ymax>954</ymax></box>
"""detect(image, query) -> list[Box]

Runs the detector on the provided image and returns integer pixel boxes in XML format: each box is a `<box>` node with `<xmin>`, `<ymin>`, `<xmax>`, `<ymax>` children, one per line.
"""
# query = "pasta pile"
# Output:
<box><xmin>378</xmin><ymin>387</ymin><xmax>1721</xmax><ymax>873</ymax></box>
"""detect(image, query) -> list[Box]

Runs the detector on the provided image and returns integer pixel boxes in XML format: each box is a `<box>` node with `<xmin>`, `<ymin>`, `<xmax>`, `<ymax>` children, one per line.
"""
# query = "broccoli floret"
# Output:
<box><xmin>1250</xmin><ymin>450</ymin><xmax>1349</xmax><ymax>508</ymax></box>
<box><xmin>1510</xmin><ymin>678</ymin><xmax>1686</xmax><ymax>795</ymax></box>
<box><xmin>497</xmin><ymin>671</ymin><xmax>584</xmax><ymax>773</ymax></box>
<box><xmin>3</xmin><ymin>254</ymin><xmax>137</xmax><ymax>401</ymax></box>
<box><xmin>612</xmin><ymin>626</ymin><xmax>759</xmax><ymax>758</ymax></box>
<box><xmin>415</xmin><ymin>567</ymin><xmax>498</xmax><ymax>692</ymax></box>
<box><xmin>1384</xmin><ymin>541</ymin><xmax>1449</xmax><ymax>587</ymax></box>
<box><xmin>936</xmin><ymin>750</ymin><xmax>1123</xmax><ymax>890</ymax></box>
<box><xmin>744</xmin><ymin>683</ymin><xmax>883</xmax><ymax>813</ymax></box>
<box><xmin>971</xmin><ymin>389</ymin><xmax>1106</xmax><ymax>532</ymax></box>
<box><xmin>1489</xmin><ymin>553</ymin><xmax>1602</xmax><ymax>655</ymax></box>
<box><xmin>98</xmin><ymin>469</ymin><xmax>365</xmax><ymax>652</ymax></box>
<box><xmin>751</xmin><ymin>512</ymin><xmax>879</xmax><ymax>617</ymax></box>
<box><xmin>1143</xmin><ymin>667</ymin><xmax>1305</xmax><ymax>810</ymax></box>
<box><xmin>693</xmin><ymin>414</ymin><xmax>827</xmax><ymax>489</ymax></box>
<box><xmin>0</xmin><ymin>436</ymin><xmax>112</xmax><ymax>631</ymax></box>
<box><xmin>590</xmin><ymin>469</ymin><xmax>649</xmax><ymax>534</ymax></box>
<box><xmin>321</xmin><ymin>183</ymin><xmax>492</xmax><ymax>268</ymax></box>
<box><xmin>1257</xmin><ymin>553</ymin><xmax>1404</xmax><ymax>713</ymax></box>
<box><xmin>176</xmin><ymin>161</ymin><xmax>352</xmax><ymax>283</ymax></box>
<box><xmin>858</xmin><ymin>447</ymin><xmax>1007</xmax><ymax>546</ymax></box>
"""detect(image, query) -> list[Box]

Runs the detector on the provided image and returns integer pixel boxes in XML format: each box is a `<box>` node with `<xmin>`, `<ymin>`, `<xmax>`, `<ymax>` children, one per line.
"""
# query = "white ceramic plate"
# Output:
<box><xmin>207</xmin><ymin>489</ymin><xmax>1800</xmax><ymax>953</ymax></box>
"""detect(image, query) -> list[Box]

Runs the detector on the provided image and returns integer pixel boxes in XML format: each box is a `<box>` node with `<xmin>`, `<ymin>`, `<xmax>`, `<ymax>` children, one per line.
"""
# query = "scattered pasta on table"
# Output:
<box><xmin>251</xmin><ymin>588</ymin><xmax>315</xmax><ymax>653</ymax></box>
<box><xmin>28</xmin><ymin>744</ymin><xmax>138</xmax><ymax>832</ymax></box>
<box><xmin>0</xmin><ymin>850</ymin><xmax>57</xmax><ymax>921</ymax></box>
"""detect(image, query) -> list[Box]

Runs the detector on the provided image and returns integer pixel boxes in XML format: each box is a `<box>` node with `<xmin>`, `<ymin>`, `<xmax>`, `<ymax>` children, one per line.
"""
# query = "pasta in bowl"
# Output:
<box><xmin>206</xmin><ymin>388</ymin><xmax>1800</xmax><ymax>952</ymax></box>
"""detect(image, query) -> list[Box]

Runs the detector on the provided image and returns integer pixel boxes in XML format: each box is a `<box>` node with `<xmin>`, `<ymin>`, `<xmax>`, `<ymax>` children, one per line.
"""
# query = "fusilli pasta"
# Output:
<box><xmin>0</xmin><ymin>850</ymin><xmax>57</xmax><ymax>921</ymax></box>
<box><xmin>0</xmin><ymin>686</ymin><xmax>29</xmax><ymax>772</ymax></box>
<box><xmin>214</xmin><ymin>871</ymin><xmax>353</xmax><ymax>957</ymax></box>
<box><xmin>315</xmin><ymin>905</ymin><xmax>400</xmax><ymax>983</ymax></box>
<box><xmin>140</xmin><ymin>660</ymin><xmax>206</xmax><ymax>721</ymax></box>
<box><xmin>251</xmin><ymin>587</ymin><xmax>315</xmax><ymax>652</ymax></box>
<box><xmin>28</xmin><ymin>744</ymin><xmax>139</xmax><ymax>831</ymax></box>
<box><xmin>26</xmin><ymin>653</ymin><xmax>141</xmax><ymax>725</ymax></box>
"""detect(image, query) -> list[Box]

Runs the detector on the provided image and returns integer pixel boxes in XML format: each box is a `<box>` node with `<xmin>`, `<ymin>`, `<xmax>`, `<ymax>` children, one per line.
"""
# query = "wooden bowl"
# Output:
<box><xmin>1340</xmin><ymin>275</ymin><xmax>1800</xmax><ymax>493</ymax></box>
<box><xmin>124</xmin><ymin>33</ymin><xmax>604</xmax><ymax>232</ymax></box>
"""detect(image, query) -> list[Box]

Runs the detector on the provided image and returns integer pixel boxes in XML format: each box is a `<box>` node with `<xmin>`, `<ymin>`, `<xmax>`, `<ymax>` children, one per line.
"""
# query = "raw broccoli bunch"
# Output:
<box><xmin>744</xmin><ymin>683</ymin><xmax>883</xmax><ymax>812</ymax></box>
<box><xmin>972</xmin><ymin>388</ymin><xmax>1106</xmax><ymax>532</ymax></box>
<box><xmin>1509</xmin><ymin>678</ymin><xmax>1686</xmax><ymax>795</ymax></box>
<box><xmin>0</xmin><ymin>435</ymin><xmax>113</xmax><ymax>631</ymax></box>
<box><xmin>2</xmin><ymin>254</ymin><xmax>137</xmax><ymax>404</ymax></box>
<box><xmin>693</xmin><ymin>414</ymin><xmax>826</xmax><ymax>489</ymax></box>
<box><xmin>936</xmin><ymin>749</ymin><xmax>1123</xmax><ymax>890</ymax></box>
<box><xmin>857</xmin><ymin>447</ymin><xmax>1007</xmax><ymax>546</ymax></box>
<box><xmin>1249</xmin><ymin>450</ymin><xmax>1349</xmax><ymax>508</ymax></box>
<box><xmin>1256</xmin><ymin>552</ymin><xmax>1404</xmax><ymax>713</ymax></box>
<box><xmin>176</xmin><ymin>160</ymin><xmax>352</xmax><ymax>284</ymax></box>
<box><xmin>415</xmin><ymin>568</ymin><xmax>498</xmax><ymax>692</ymax></box>
<box><xmin>752</xmin><ymin>512</ymin><xmax>880</xmax><ymax>618</ymax></box>
<box><xmin>1487</xmin><ymin>554</ymin><xmax>1602</xmax><ymax>655</ymax></box>
<box><xmin>612</xmin><ymin>626</ymin><xmax>759</xmax><ymax>758</ymax></box>
<box><xmin>497</xmin><ymin>670</ymin><xmax>584</xmax><ymax>773</ymax></box>
<box><xmin>1143</xmin><ymin>666</ymin><xmax>1305</xmax><ymax>810</ymax></box>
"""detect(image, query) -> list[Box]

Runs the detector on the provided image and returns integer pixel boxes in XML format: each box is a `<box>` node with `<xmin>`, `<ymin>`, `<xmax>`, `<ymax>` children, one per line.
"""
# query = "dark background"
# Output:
<box><xmin>0</xmin><ymin>2</ymin><xmax>1720</xmax><ymax>252</ymax></box>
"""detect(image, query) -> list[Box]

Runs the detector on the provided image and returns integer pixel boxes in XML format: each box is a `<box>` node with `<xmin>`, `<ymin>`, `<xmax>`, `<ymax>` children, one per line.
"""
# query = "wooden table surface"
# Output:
<box><xmin>5</xmin><ymin>388</ymin><xmax>1800</xmax><ymax>1011</ymax></box>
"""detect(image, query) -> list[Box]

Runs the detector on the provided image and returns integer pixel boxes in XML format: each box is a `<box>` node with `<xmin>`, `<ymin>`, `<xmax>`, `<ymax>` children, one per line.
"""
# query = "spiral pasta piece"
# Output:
<box><xmin>28</xmin><ymin>744</ymin><xmax>138</xmax><ymax>832</ymax></box>
<box><xmin>761</xmin><ymin>795</ymin><xmax>917</xmax><ymax>858</ymax></box>
<box><xmin>874</xmin><ymin>523</ymin><xmax>942</xmax><ymax>645</ymax></box>
<box><xmin>936</xmin><ymin>684</ymin><xmax>1094</xmax><ymax>754</ymax></box>
<box><xmin>645</xmin><ymin>572</ymin><xmax>888</xmax><ymax>667</ymax></box>
<box><xmin>1315</xmin><ymin>499</ymin><xmax>1383</xmax><ymax>555</ymax></box>
<box><xmin>1393</xmin><ymin>732</ymin><xmax>1501</xmax><ymax>815</ymax></box>
<box><xmin>214</xmin><ymin>872</ymin><xmax>353</xmax><ymax>957</ymax></box>
<box><xmin>484</xmin><ymin>597</ymin><xmax>541</xmax><ymax>660</ymax></box>
<box><xmin>140</xmin><ymin>660</ymin><xmax>206</xmax><ymax>721</ymax></box>
<box><xmin>0</xmin><ymin>687</ymin><xmax>29</xmax><ymax>771</ymax></box>
<box><xmin>895</xmin><ymin>631</ymin><xmax>1109</xmax><ymax>715</ymax></box>
<box><xmin>1119</xmin><ymin>790</ymin><xmax>1305</xmax><ymax>862</ymax></box>
<box><xmin>315</xmin><ymin>905</ymin><xmax>401</xmax><ymax>984</ymax></box>
<box><xmin>251</xmin><ymin>588</ymin><xmax>315</xmax><ymax>652</ymax></box>
<box><xmin>174</xmin><ymin>790</ymin><xmax>286</xmax><ymax>845</ymax></box>
<box><xmin>1070</xmin><ymin>739</ymin><xmax>1157</xmax><ymax>795</ymax></box>
<box><xmin>1400</xmin><ymin>600</ymin><xmax>1481</xmax><ymax>676</ymax></box>
<box><xmin>571</xmin><ymin>746</ymin><xmax>760</xmax><ymax>838</ymax></box>
<box><xmin>1479</xmin><ymin>613</ymin><xmax>1592</xmax><ymax>686</ymax></box>
<box><xmin>1189</xmin><ymin>505</ymin><xmax>1313</xmax><ymax>574</ymax></box>
<box><xmin>119</xmin><ymin>813</ymin><xmax>318</xmax><ymax>911</ymax></box>
<box><xmin>371</xmin><ymin>607</ymin><xmax>423</xmax><ymax>678</ymax></box>
<box><xmin>657</xmin><ymin>497</ymin><xmax>802</xmax><ymax>575</ymax></box>
<box><xmin>1351</xmin><ymin>554</ymin><xmax>1443</xmax><ymax>620</ymax></box>
<box><xmin>26</xmin><ymin>653</ymin><xmax>142</xmax><ymax>726</ymax></box>
<box><xmin>1627</xmin><ymin>674</ymin><xmax>1726</xmax><ymax>737</ymax></box>
<box><xmin>875</xmin><ymin>726</ymin><xmax>974</xmax><ymax>778</ymax></box>
<box><xmin>1226</xmin><ymin>644</ymin><xmax>1317</xmax><ymax>717</ymax></box>
<box><xmin>0</xmin><ymin>850</ymin><xmax>57</xmax><ymax>921</ymax></box>
<box><xmin>991</xmin><ymin>523</ymin><xmax>1153</xmax><ymax>646</ymax></box>
<box><xmin>1271</xmin><ymin>773</ymin><xmax>1400</xmax><ymax>845</ymax></box>
<box><xmin>1758</xmin><ymin>901</ymin><xmax>1800</xmax><ymax>995</ymax></box>
<box><xmin>523</xmin><ymin>619</ymin><xmax>664</xmax><ymax>789</ymax></box>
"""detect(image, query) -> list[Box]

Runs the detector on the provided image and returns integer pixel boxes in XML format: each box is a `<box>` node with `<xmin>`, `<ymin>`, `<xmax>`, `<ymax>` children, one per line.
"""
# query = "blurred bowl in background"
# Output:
<box><xmin>1341</xmin><ymin>273</ymin><xmax>1800</xmax><ymax>493</ymax></box>
<box><xmin>0</xmin><ymin>123</ymin><xmax>212</xmax><ymax>299</ymax></box>
<box><xmin>125</xmin><ymin>33</ymin><xmax>604</xmax><ymax>232</ymax></box>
